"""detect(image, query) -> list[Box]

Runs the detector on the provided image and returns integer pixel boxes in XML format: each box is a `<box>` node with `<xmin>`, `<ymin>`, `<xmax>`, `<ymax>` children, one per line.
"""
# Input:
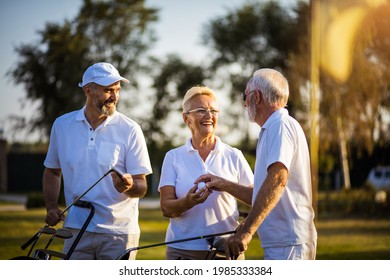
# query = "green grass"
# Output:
<box><xmin>134</xmin><ymin>209</ymin><xmax>262</xmax><ymax>260</ymax></box>
<box><xmin>316</xmin><ymin>218</ymin><xmax>390</xmax><ymax>259</ymax></box>
<box><xmin>0</xmin><ymin>208</ymin><xmax>389</xmax><ymax>260</ymax></box>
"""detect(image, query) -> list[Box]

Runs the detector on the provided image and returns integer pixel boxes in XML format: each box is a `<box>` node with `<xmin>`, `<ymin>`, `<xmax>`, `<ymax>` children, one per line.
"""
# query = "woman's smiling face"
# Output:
<box><xmin>183</xmin><ymin>95</ymin><xmax>219</xmax><ymax>138</ymax></box>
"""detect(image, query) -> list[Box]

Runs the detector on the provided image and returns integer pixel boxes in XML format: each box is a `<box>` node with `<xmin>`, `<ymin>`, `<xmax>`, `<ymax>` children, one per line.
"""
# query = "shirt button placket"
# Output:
<box><xmin>88</xmin><ymin>127</ymin><xmax>95</xmax><ymax>149</ymax></box>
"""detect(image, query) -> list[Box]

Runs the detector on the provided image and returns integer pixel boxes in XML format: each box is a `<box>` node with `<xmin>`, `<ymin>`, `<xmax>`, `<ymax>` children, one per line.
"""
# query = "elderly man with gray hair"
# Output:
<box><xmin>196</xmin><ymin>69</ymin><xmax>317</xmax><ymax>260</ymax></box>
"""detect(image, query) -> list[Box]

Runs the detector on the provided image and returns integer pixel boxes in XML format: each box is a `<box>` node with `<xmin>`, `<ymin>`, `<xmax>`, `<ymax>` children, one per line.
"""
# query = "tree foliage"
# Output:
<box><xmin>8</xmin><ymin>0</ymin><xmax>158</xmax><ymax>139</ymax></box>
<box><xmin>201</xmin><ymin>0</ymin><xmax>309</xmax><ymax>148</ymax></box>
<box><xmin>202</xmin><ymin>1</ymin><xmax>303</xmax><ymax>93</ymax></box>
<box><xmin>312</xmin><ymin>2</ymin><xmax>390</xmax><ymax>164</ymax></box>
<box><xmin>142</xmin><ymin>55</ymin><xmax>207</xmax><ymax>157</ymax></box>
<box><xmin>202</xmin><ymin>0</ymin><xmax>390</xmax><ymax>186</ymax></box>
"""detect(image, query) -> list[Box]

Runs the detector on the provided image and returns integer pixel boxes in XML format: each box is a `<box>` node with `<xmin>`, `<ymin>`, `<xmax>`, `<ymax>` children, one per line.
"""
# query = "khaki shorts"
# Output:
<box><xmin>62</xmin><ymin>228</ymin><xmax>140</xmax><ymax>260</ymax></box>
<box><xmin>263</xmin><ymin>241</ymin><xmax>317</xmax><ymax>260</ymax></box>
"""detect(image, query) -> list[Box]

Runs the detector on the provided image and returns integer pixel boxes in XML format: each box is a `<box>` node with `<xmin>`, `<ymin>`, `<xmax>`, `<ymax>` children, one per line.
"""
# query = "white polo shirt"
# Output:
<box><xmin>44</xmin><ymin>107</ymin><xmax>152</xmax><ymax>234</ymax></box>
<box><xmin>253</xmin><ymin>108</ymin><xmax>317</xmax><ymax>247</ymax></box>
<box><xmin>158</xmin><ymin>137</ymin><xmax>254</xmax><ymax>250</ymax></box>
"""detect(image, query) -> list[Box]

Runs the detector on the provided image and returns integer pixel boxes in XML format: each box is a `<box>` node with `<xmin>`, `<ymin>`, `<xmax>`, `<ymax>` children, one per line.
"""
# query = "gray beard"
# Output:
<box><xmin>247</xmin><ymin>101</ymin><xmax>256</xmax><ymax>122</ymax></box>
<box><xmin>101</xmin><ymin>104</ymin><xmax>116</xmax><ymax>116</ymax></box>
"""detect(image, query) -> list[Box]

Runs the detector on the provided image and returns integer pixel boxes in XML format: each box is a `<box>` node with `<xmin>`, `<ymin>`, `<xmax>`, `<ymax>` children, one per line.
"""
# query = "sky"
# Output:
<box><xmin>0</xmin><ymin>0</ymin><xmax>295</xmax><ymax>143</ymax></box>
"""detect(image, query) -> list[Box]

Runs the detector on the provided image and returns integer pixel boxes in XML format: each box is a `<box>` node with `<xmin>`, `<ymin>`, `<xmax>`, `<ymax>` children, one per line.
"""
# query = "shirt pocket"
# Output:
<box><xmin>97</xmin><ymin>141</ymin><xmax>120</xmax><ymax>169</ymax></box>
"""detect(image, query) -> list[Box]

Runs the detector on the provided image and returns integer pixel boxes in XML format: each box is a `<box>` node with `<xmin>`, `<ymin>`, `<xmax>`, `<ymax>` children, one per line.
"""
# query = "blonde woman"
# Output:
<box><xmin>158</xmin><ymin>86</ymin><xmax>253</xmax><ymax>260</ymax></box>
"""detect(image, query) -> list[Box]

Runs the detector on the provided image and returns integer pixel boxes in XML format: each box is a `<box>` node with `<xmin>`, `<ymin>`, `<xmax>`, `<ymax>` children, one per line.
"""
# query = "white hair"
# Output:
<box><xmin>250</xmin><ymin>68</ymin><xmax>289</xmax><ymax>108</ymax></box>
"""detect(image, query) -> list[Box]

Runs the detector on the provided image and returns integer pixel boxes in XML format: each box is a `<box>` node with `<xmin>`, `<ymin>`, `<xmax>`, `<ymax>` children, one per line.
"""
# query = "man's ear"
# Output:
<box><xmin>253</xmin><ymin>89</ymin><xmax>261</xmax><ymax>104</ymax></box>
<box><xmin>182</xmin><ymin>113</ymin><xmax>188</xmax><ymax>125</ymax></box>
<box><xmin>83</xmin><ymin>85</ymin><xmax>92</xmax><ymax>98</ymax></box>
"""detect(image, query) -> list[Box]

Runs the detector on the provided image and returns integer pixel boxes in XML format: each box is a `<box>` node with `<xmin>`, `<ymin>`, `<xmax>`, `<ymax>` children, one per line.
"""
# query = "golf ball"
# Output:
<box><xmin>198</xmin><ymin>182</ymin><xmax>206</xmax><ymax>189</ymax></box>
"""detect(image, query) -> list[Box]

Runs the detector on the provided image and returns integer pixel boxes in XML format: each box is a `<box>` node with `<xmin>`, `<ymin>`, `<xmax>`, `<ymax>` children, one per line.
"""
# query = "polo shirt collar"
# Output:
<box><xmin>76</xmin><ymin>106</ymin><xmax>119</xmax><ymax>127</ymax></box>
<box><xmin>185</xmin><ymin>136</ymin><xmax>223</xmax><ymax>153</ymax></box>
<box><xmin>262</xmin><ymin>108</ymin><xmax>289</xmax><ymax>129</ymax></box>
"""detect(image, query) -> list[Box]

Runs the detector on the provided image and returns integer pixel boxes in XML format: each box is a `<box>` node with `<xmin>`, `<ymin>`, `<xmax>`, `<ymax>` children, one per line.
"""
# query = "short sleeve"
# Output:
<box><xmin>158</xmin><ymin>151</ymin><xmax>177</xmax><ymax>191</ymax></box>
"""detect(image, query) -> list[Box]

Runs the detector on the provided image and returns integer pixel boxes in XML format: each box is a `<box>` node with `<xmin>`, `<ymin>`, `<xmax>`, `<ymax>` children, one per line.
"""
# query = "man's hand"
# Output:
<box><xmin>225</xmin><ymin>224</ymin><xmax>253</xmax><ymax>260</ymax></box>
<box><xmin>45</xmin><ymin>208</ymin><xmax>64</xmax><ymax>226</ymax></box>
<box><xmin>111</xmin><ymin>172</ymin><xmax>134</xmax><ymax>193</ymax></box>
<box><xmin>194</xmin><ymin>174</ymin><xmax>226</xmax><ymax>192</ymax></box>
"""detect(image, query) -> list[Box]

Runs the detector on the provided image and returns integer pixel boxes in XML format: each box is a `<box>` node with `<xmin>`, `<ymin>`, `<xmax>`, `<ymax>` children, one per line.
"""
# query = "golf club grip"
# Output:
<box><xmin>111</xmin><ymin>166</ymin><xmax>124</xmax><ymax>178</ymax></box>
<box><xmin>21</xmin><ymin>232</ymin><xmax>39</xmax><ymax>250</ymax></box>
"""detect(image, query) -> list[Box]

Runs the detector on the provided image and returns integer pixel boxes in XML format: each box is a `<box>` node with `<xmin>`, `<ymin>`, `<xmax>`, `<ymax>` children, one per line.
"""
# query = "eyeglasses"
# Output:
<box><xmin>242</xmin><ymin>90</ymin><xmax>255</xmax><ymax>102</ymax></box>
<box><xmin>185</xmin><ymin>108</ymin><xmax>220</xmax><ymax>116</ymax></box>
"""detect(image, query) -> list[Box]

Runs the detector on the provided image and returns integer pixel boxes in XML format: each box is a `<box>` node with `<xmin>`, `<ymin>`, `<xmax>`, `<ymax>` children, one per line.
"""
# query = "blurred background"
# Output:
<box><xmin>0</xmin><ymin>0</ymin><xmax>389</xmax><ymax>217</ymax></box>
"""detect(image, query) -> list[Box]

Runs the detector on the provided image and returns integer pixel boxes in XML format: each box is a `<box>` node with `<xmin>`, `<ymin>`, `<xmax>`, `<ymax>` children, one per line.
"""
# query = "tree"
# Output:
<box><xmin>289</xmin><ymin>0</ymin><xmax>390</xmax><ymax>188</ymax></box>
<box><xmin>358</xmin><ymin>2</ymin><xmax>390</xmax><ymax>150</ymax></box>
<box><xmin>8</xmin><ymin>0</ymin><xmax>158</xmax><ymax>140</ymax></box>
<box><xmin>201</xmin><ymin>0</ymin><xmax>308</xmax><ymax>148</ymax></box>
<box><xmin>142</xmin><ymin>54</ymin><xmax>207</xmax><ymax>163</ymax></box>
<box><xmin>202</xmin><ymin>0</ymin><xmax>390</xmax><ymax>189</ymax></box>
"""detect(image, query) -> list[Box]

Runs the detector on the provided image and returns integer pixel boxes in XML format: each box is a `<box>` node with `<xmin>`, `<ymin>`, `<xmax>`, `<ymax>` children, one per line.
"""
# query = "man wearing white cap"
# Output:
<box><xmin>42</xmin><ymin>62</ymin><xmax>152</xmax><ymax>259</ymax></box>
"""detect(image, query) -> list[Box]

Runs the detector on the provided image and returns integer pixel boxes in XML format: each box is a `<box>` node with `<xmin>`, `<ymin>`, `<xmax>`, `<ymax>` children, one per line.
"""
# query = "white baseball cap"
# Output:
<box><xmin>78</xmin><ymin>62</ymin><xmax>129</xmax><ymax>87</ymax></box>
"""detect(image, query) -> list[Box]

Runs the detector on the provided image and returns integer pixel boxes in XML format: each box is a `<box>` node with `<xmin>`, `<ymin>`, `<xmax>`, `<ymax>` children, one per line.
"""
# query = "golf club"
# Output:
<box><xmin>116</xmin><ymin>230</ymin><xmax>236</xmax><ymax>260</ymax></box>
<box><xmin>44</xmin><ymin>228</ymin><xmax>73</xmax><ymax>250</ymax></box>
<box><xmin>21</xmin><ymin>167</ymin><xmax>124</xmax><ymax>252</ymax></box>
<box><xmin>205</xmin><ymin>236</ymin><xmax>227</xmax><ymax>260</ymax></box>
<box><xmin>32</xmin><ymin>228</ymin><xmax>72</xmax><ymax>260</ymax></box>
<box><xmin>21</xmin><ymin>200</ymin><xmax>95</xmax><ymax>260</ymax></box>
<box><xmin>26</xmin><ymin>226</ymin><xmax>56</xmax><ymax>257</ymax></box>
<box><xmin>59</xmin><ymin>166</ymin><xmax>124</xmax><ymax>216</ymax></box>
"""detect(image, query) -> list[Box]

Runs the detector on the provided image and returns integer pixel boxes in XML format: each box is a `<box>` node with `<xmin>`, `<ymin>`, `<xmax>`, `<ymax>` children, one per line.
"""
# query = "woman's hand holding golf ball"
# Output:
<box><xmin>184</xmin><ymin>181</ymin><xmax>211</xmax><ymax>206</ymax></box>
